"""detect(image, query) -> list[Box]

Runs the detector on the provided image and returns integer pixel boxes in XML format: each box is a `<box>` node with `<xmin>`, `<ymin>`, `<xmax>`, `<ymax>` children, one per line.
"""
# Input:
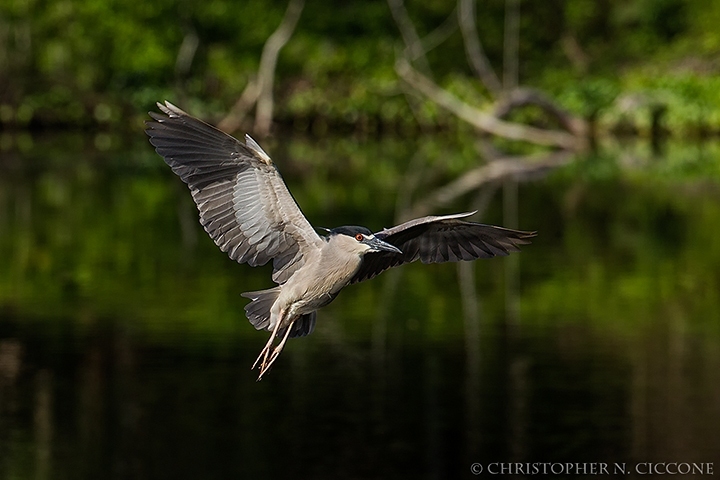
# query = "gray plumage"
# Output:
<box><xmin>146</xmin><ymin>101</ymin><xmax>536</xmax><ymax>379</ymax></box>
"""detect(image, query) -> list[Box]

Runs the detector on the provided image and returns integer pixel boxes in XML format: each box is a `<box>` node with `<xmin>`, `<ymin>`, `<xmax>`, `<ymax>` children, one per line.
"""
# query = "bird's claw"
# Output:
<box><xmin>252</xmin><ymin>319</ymin><xmax>295</xmax><ymax>381</ymax></box>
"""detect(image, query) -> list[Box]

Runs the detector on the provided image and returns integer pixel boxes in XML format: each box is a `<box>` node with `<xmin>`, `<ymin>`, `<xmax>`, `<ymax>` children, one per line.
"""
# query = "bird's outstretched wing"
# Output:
<box><xmin>350</xmin><ymin>212</ymin><xmax>536</xmax><ymax>284</ymax></box>
<box><xmin>146</xmin><ymin>101</ymin><xmax>323</xmax><ymax>284</ymax></box>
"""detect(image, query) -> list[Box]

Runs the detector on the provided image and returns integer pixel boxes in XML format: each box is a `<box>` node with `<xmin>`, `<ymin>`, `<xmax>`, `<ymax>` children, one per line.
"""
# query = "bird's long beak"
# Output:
<box><xmin>367</xmin><ymin>237</ymin><xmax>402</xmax><ymax>254</ymax></box>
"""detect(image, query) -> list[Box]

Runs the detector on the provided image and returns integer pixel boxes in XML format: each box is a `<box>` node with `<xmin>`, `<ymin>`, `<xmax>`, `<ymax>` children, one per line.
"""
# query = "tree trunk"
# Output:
<box><xmin>217</xmin><ymin>0</ymin><xmax>304</xmax><ymax>137</ymax></box>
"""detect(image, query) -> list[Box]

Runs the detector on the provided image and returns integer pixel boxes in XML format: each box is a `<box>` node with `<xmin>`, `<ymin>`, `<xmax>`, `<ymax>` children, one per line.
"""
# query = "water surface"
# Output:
<box><xmin>1</xmin><ymin>133</ymin><xmax>718</xmax><ymax>479</ymax></box>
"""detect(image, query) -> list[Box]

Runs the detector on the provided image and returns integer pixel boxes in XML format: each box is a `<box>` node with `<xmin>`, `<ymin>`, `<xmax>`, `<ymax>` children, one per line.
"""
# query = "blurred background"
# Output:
<box><xmin>1</xmin><ymin>0</ymin><xmax>719</xmax><ymax>478</ymax></box>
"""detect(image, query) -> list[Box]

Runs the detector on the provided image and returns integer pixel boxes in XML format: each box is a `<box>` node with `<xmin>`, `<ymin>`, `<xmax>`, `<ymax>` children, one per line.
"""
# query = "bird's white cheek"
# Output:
<box><xmin>358</xmin><ymin>244</ymin><xmax>374</xmax><ymax>254</ymax></box>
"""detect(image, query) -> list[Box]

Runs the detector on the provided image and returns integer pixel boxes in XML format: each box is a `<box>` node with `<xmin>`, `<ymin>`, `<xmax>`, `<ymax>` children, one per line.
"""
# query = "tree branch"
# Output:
<box><xmin>387</xmin><ymin>0</ymin><xmax>432</xmax><ymax>75</ymax></box>
<box><xmin>253</xmin><ymin>0</ymin><xmax>305</xmax><ymax>137</ymax></box>
<box><xmin>402</xmin><ymin>150</ymin><xmax>573</xmax><ymax>221</ymax></box>
<box><xmin>458</xmin><ymin>0</ymin><xmax>502</xmax><ymax>95</ymax></box>
<box><xmin>493</xmin><ymin>87</ymin><xmax>588</xmax><ymax>138</ymax></box>
<box><xmin>217</xmin><ymin>77</ymin><xmax>260</xmax><ymax>133</ymax></box>
<box><xmin>174</xmin><ymin>29</ymin><xmax>199</xmax><ymax>78</ymax></box>
<box><xmin>416</xmin><ymin>7</ymin><xmax>458</xmax><ymax>59</ymax></box>
<box><xmin>502</xmin><ymin>0</ymin><xmax>520</xmax><ymax>90</ymax></box>
<box><xmin>396</xmin><ymin>57</ymin><xmax>579</xmax><ymax>149</ymax></box>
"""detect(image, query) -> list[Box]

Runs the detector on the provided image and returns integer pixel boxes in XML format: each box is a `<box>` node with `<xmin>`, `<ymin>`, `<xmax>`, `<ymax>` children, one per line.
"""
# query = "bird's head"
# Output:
<box><xmin>327</xmin><ymin>226</ymin><xmax>402</xmax><ymax>255</ymax></box>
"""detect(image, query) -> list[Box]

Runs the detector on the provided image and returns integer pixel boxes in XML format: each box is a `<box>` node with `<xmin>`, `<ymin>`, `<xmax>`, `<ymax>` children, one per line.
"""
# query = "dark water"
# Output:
<box><xmin>1</xmin><ymin>133</ymin><xmax>719</xmax><ymax>479</ymax></box>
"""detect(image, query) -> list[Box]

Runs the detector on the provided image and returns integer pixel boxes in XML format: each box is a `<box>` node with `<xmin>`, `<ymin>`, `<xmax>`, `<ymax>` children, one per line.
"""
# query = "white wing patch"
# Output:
<box><xmin>245</xmin><ymin>134</ymin><xmax>272</xmax><ymax>165</ymax></box>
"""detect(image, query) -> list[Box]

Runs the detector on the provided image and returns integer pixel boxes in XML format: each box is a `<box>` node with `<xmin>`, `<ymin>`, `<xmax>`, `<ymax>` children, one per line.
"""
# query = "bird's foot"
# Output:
<box><xmin>252</xmin><ymin>319</ymin><xmax>295</xmax><ymax>381</ymax></box>
<box><xmin>252</xmin><ymin>342</ymin><xmax>273</xmax><ymax>377</ymax></box>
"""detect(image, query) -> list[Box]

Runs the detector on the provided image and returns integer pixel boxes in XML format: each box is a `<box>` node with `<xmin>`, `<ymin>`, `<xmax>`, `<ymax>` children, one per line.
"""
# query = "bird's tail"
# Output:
<box><xmin>241</xmin><ymin>287</ymin><xmax>317</xmax><ymax>338</ymax></box>
<box><xmin>241</xmin><ymin>287</ymin><xmax>281</xmax><ymax>331</ymax></box>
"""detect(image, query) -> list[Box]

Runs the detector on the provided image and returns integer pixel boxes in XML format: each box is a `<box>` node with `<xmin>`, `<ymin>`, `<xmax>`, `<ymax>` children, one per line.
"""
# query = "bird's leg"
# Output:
<box><xmin>256</xmin><ymin>319</ymin><xmax>295</xmax><ymax>380</ymax></box>
<box><xmin>266</xmin><ymin>319</ymin><xmax>295</xmax><ymax>366</ymax></box>
<box><xmin>252</xmin><ymin>314</ymin><xmax>283</xmax><ymax>373</ymax></box>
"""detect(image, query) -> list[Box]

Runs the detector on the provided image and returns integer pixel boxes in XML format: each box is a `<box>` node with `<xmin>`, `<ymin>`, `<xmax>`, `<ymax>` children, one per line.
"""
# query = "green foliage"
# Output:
<box><xmin>622</xmin><ymin>73</ymin><xmax>720</xmax><ymax>133</ymax></box>
<box><xmin>0</xmin><ymin>0</ymin><xmax>719</xmax><ymax>133</ymax></box>
<box><xmin>554</xmin><ymin>78</ymin><xmax>620</xmax><ymax>117</ymax></box>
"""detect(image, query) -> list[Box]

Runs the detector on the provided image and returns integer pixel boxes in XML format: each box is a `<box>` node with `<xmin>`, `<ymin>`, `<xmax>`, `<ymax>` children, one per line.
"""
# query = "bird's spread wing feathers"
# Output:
<box><xmin>146</xmin><ymin>101</ymin><xmax>322</xmax><ymax>284</ymax></box>
<box><xmin>350</xmin><ymin>212</ymin><xmax>536</xmax><ymax>284</ymax></box>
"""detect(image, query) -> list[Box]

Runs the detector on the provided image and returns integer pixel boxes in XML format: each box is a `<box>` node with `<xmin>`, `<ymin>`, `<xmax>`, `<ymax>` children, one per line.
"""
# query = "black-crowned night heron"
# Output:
<box><xmin>146</xmin><ymin>101</ymin><xmax>535</xmax><ymax>379</ymax></box>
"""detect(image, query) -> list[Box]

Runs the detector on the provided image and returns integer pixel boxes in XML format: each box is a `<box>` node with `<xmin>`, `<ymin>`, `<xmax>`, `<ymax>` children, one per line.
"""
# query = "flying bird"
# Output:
<box><xmin>146</xmin><ymin>101</ymin><xmax>536</xmax><ymax>379</ymax></box>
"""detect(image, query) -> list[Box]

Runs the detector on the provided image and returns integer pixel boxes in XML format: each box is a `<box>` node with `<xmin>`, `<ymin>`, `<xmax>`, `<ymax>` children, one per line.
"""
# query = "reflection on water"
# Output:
<box><xmin>1</xmin><ymin>133</ymin><xmax>719</xmax><ymax>479</ymax></box>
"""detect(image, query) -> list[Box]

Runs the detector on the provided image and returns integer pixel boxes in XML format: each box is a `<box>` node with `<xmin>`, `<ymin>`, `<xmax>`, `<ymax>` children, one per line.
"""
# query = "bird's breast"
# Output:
<box><xmin>278</xmin><ymin>251</ymin><xmax>362</xmax><ymax>315</ymax></box>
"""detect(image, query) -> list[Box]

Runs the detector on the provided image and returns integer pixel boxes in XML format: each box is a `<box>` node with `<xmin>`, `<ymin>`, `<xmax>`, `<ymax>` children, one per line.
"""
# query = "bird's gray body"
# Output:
<box><xmin>145</xmin><ymin>101</ymin><xmax>536</xmax><ymax>378</ymax></box>
<box><xmin>279</xmin><ymin>233</ymin><xmax>364</xmax><ymax>313</ymax></box>
<box><xmin>245</xmin><ymin>233</ymin><xmax>368</xmax><ymax>336</ymax></box>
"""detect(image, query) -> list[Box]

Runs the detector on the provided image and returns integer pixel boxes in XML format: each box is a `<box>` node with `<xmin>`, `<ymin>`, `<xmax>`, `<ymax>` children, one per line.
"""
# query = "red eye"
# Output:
<box><xmin>355</xmin><ymin>233</ymin><xmax>364</xmax><ymax>241</ymax></box>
